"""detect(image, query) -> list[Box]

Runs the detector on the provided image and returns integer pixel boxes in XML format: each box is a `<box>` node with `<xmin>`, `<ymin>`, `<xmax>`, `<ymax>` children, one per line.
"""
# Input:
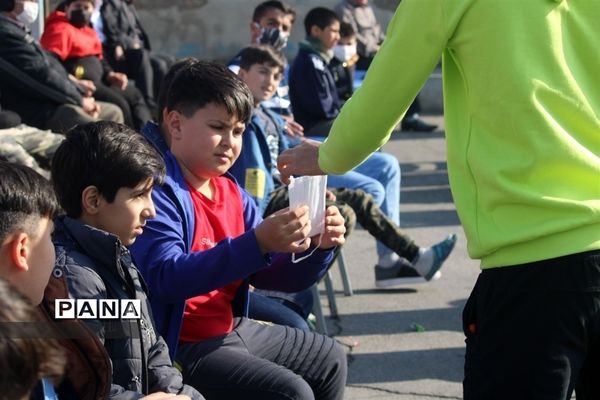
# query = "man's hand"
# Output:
<box><xmin>277</xmin><ymin>139</ymin><xmax>324</xmax><ymax>184</ymax></box>
<box><xmin>107</xmin><ymin>71</ymin><xmax>128</xmax><ymax>90</ymax></box>
<box><xmin>255</xmin><ymin>206</ymin><xmax>312</xmax><ymax>254</ymax></box>
<box><xmin>82</xmin><ymin>97</ymin><xmax>100</xmax><ymax>119</ymax></box>
<box><xmin>316</xmin><ymin>205</ymin><xmax>345</xmax><ymax>249</ymax></box>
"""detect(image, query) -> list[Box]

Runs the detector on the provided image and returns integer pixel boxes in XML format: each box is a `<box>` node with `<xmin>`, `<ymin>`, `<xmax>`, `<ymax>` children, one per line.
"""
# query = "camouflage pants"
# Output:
<box><xmin>0</xmin><ymin>124</ymin><xmax>64</xmax><ymax>178</ymax></box>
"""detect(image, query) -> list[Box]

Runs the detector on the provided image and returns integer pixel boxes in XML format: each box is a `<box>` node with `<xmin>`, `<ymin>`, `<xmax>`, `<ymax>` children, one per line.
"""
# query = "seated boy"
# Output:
<box><xmin>50</xmin><ymin>121</ymin><xmax>203</xmax><ymax>399</ymax></box>
<box><xmin>0</xmin><ymin>161</ymin><xmax>64</xmax><ymax>398</ymax></box>
<box><xmin>41</xmin><ymin>0</ymin><xmax>152</xmax><ymax>129</ymax></box>
<box><xmin>130</xmin><ymin>59</ymin><xmax>348</xmax><ymax>399</ymax></box>
<box><xmin>234</xmin><ymin>44</ymin><xmax>456</xmax><ymax>288</ymax></box>
<box><xmin>0</xmin><ymin>0</ymin><xmax>124</xmax><ymax>132</ymax></box>
<box><xmin>291</xmin><ymin>8</ymin><xmax>456</xmax><ymax>285</ymax></box>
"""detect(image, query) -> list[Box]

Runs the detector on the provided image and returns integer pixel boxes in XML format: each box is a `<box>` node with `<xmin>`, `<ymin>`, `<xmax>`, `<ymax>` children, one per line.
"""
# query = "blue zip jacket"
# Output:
<box><xmin>130</xmin><ymin>122</ymin><xmax>334</xmax><ymax>358</ymax></box>
<box><xmin>229</xmin><ymin>106</ymin><xmax>290</xmax><ymax>214</ymax></box>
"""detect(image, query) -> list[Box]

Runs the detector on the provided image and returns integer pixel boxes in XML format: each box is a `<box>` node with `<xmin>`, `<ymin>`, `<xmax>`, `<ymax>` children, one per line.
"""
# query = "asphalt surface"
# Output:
<box><xmin>314</xmin><ymin>114</ymin><xmax>481</xmax><ymax>399</ymax></box>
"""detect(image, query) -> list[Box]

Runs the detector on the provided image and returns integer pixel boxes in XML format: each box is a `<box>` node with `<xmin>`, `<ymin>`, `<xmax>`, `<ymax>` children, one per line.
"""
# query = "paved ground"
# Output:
<box><xmin>313</xmin><ymin>114</ymin><xmax>481</xmax><ymax>399</ymax></box>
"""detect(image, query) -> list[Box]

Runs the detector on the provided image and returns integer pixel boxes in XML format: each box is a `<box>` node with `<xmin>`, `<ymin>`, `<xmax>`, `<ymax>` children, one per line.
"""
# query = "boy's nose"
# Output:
<box><xmin>144</xmin><ymin>200</ymin><xmax>156</xmax><ymax>219</ymax></box>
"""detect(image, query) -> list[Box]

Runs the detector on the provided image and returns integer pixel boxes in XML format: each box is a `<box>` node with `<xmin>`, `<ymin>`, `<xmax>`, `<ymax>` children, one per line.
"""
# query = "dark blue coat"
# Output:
<box><xmin>288</xmin><ymin>46</ymin><xmax>341</xmax><ymax>133</ymax></box>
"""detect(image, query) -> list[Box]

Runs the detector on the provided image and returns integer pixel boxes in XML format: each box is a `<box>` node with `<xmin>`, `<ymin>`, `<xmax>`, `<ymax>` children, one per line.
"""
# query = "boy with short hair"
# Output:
<box><xmin>131</xmin><ymin>59</ymin><xmax>348</xmax><ymax>399</ymax></box>
<box><xmin>50</xmin><ymin>121</ymin><xmax>203</xmax><ymax>399</ymax></box>
<box><xmin>0</xmin><ymin>161</ymin><xmax>58</xmax><ymax>306</ymax></box>
<box><xmin>234</xmin><ymin>44</ymin><xmax>456</xmax><ymax>288</ymax></box>
<box><xmin>289</xmin><ymin>7</ymin><xmax>456</xmax><ymax>285</ymax></box>
<box><xmin>0</xmin><ymin>161</ymin><xmax>63</xmax><ymax>399</ymax></box>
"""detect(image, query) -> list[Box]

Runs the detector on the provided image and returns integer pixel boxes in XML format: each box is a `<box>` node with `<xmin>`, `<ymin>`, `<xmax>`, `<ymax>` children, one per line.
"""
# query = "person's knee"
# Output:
<box><xmin>280</xmin><ymin>376</ymin><xmax>315</xmax><ymax>400</ymax></box>
<box><xmin>379</xmin><ymin>152</ymin><xmax>401</xmax><ymax>180</ymax></box>
<box><xmin>98</xmin><ymin>102</ymin><xmax>125</xmax><ymax>124</ymax></box>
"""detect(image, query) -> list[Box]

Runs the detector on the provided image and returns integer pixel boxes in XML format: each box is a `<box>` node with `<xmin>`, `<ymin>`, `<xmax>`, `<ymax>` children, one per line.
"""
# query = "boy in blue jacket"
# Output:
<box><xmin>130</xmin><ymin>60</ymin><xmax>348</xmax><ymax>400</ymax></box>
<box><xmin>233</xmin><ymin>44</ymin><xmax>456</xmax><ymax>288</ymax></box>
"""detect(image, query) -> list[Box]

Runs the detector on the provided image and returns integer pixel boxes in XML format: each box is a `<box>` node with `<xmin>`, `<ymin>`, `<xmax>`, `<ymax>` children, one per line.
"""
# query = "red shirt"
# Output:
<box><xmin>40</xmin><ymin>11</ymin><xmax>103</xmax><ymax>61</ymax></box>
<box><xmin>179</xmin><ymin>176</ymin><xmax>244</xmax><ymax>343</ymax></box>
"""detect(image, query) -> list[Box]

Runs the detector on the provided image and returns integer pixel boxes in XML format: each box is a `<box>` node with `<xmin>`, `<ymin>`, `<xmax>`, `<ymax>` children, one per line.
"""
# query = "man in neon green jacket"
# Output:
<box><xmin>278</xmin><ymin>0</ymin><xmax>600</xmax><ymax>398</ymax></box>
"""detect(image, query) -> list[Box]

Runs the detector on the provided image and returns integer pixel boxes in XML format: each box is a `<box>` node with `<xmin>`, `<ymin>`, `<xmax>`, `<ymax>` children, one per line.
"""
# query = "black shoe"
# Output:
<box><xmin>401</xmin><ymin>117</ymin><xmax>437</xmax><ymax>132</ymax></box>
<box><xmin>374</xmin><ymin>258</ymin><xmax>440</xmax><ymax>288</ymax></box>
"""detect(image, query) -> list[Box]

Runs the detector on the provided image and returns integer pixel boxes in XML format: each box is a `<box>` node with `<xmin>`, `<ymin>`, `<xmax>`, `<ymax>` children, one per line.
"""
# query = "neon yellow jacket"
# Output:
<box><xmin>319</xmin><ymin>0</ymin><xmax>600</xmax><ymax>268</ymax></box>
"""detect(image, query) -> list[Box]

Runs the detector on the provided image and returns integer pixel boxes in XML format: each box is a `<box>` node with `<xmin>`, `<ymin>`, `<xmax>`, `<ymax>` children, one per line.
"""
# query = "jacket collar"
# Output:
<box><xmin>57</xmin><ymin>216</ymin><xmax>126</xmax><ymax>278</ymax></box>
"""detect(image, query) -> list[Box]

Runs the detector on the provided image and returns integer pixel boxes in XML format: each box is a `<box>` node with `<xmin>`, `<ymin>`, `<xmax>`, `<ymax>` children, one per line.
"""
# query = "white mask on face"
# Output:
<box><xmin>288</xmin><ymin>175</ymin><xmax>328</xmax><ymax>263</ymax></box>
<box><xmin>333</xmin><ymin>44</ymin><xmax>357</xmax><ymax>62</ymax></box>
<box><xmin>16</xmin><ymin>1</ymin><xmax>39</xmax><ymax>25</ymax></box>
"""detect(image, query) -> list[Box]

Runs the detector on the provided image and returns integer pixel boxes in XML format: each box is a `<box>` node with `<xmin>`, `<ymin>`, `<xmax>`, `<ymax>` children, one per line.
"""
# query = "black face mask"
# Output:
<box><xmin>69</xmin><ymin>9</ymin><xmax>92</xmax><ymax>28</ymax></box>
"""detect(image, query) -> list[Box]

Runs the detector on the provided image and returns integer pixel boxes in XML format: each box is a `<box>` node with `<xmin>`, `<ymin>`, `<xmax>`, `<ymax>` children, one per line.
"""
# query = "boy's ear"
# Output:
<box><xmin>250</xmin><ymin>21</ymin><xmax>261</xmax><ymax>38</ymax></box>
<box><xmin>165</xmin><ymin>110</ymin><xmax>183</xmax><ymax>140</ymax></box>
<box><xmin>6</xmin><ymin>232</ymin><xmax>31</xmax><ymax>273</ymax></box>
<box><xmin>81</xmin><ymin>185</ymin><xmax>101</xmax><ymax>215</ymax></box>
<box><xmin>310</xmin><ymin>25</ymin><xmax>320</xmax><ymax>38</ymax></box>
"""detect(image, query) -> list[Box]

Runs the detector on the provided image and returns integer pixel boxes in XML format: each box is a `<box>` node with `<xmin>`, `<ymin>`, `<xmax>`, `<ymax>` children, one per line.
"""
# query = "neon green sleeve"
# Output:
<box><xmin>318</xmin><ymin>0</ymin><xmax>452</xmax><ymax>174</ymax></box>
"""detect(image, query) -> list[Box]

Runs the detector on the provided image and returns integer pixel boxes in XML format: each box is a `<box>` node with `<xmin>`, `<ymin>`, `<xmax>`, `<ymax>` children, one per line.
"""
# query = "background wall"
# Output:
<box><xmin>49</xmin><ymin>0</ymin><xmax>400</xmax><ymax>62</ymax></box>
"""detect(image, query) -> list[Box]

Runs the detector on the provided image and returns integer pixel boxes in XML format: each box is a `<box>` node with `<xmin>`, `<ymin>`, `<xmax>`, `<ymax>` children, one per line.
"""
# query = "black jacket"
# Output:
<box><xmin>100</xmin><ymin>0</ymin><xmax>150</xmax><ymax>52</ymax></box>
<box><xmin>0</xmin><ymin>15</ymin><xmax>84</xmax><ymax>128</ymax></box>
<box><xmin>52</xmin><ymin>216</ymin><xmax>204</xmax><ymax>399</ymax></box>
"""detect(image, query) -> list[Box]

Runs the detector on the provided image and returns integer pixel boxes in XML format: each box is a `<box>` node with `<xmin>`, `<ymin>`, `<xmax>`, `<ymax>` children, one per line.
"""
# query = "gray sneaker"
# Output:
<box><xmin>375</xmin><ymin>259</ymin><xmax>438</xmax><ymax>288</ymax></box>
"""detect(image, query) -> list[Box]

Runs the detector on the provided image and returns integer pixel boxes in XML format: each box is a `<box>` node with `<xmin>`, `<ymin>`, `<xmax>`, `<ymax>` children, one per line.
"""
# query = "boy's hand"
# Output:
<box><xmin>255</xmin><ymin>206</ymin><xmax>312</xmax><ymax>254</ymax></box>
<box><xmin>316</xmin><ymin>206</ymin><xmax>345</xmax><ymax>249</ymax></box>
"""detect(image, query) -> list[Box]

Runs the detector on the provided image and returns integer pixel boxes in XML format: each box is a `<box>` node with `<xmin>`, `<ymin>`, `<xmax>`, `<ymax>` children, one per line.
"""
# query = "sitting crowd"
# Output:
<box><xmin>0</xmin><ymin>1</ymin><xmax>455</xmax><ymax>399</ymax></box>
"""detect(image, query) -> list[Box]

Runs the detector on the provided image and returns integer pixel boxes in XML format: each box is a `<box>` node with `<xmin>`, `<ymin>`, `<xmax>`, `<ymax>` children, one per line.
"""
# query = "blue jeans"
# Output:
<box><xmin>310</xmin><ymin>137</ymin><xmax>401</xmax><ymax>258</ymax></box>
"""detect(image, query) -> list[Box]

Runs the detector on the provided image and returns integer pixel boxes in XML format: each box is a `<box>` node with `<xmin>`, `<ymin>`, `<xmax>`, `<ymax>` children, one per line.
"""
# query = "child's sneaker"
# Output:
<box><xmin>422</xmin><ymin>233</ymin><xmax>457</xmax><ymax>281</ymax></box>
<box><xmin>375</xmin><ymin>258</ymin><xmax>428</xmax><ymax>288</ymax></box>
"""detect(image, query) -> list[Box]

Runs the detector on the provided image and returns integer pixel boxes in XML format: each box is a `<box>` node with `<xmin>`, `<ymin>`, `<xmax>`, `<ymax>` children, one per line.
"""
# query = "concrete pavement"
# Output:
<box><xmin>314</xmin><ymin>114</ymin><xmax>480</xmax><ymax>399</ymax></box>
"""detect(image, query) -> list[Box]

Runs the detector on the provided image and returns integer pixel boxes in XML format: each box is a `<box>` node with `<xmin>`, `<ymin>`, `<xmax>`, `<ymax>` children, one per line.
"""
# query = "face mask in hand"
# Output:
<box><xmin>16</xmin><ymin>1</ymin><xmax>39</xmax><ymax>25</ymax></box>
<box><xmin>333</xmin><ymin>44</ymin><xmax>357</xmax><ymax>62</ymax></box>
<box><xmin>255</xmin><ymin>24</ymin><xmax>290</xmax><ymax>51</ymax></box>
<box><xmin>288</xmin><ymin>175</ymin><xmax>328</xmax><ymax>263</ymax></box>
<box><xmin>69</xmin><ymin>8</ymin><xmax>92</xmax><ymax>28</ymax></box>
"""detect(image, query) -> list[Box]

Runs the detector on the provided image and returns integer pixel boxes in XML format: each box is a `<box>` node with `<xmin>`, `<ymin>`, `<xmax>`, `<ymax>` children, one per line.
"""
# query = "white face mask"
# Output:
<box><xmin>333</xmin><ymin>44</ymin><xmax>357</xmax><ymax>62</ymax></box>
<box><xmin>16</xmin><ymin>1</ymin><xmax>39</xmax><ymax>25</ymax></box>
<box><xmin>288</xmin><ymin>175</ymin><xmax>328</xmax><ymax>263</ymax></box>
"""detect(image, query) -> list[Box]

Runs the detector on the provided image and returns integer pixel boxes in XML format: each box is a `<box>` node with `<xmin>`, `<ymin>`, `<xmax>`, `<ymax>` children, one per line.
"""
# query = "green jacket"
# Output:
<box><xmin>319</xmin><ymin>0</ymin><xmax>600</xmax><ymax>268</ymax></box>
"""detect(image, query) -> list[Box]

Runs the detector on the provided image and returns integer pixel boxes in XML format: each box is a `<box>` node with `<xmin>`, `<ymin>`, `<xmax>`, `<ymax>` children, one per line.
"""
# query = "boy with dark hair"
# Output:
<box><xmin>0</xmin><ymin>161</ymin><xmax>59</xmax><ymax>306</ymax></box>
<box><xmin>234</xmin><ymin>44</ymin><xmax>456</xmax><ymax>288</ymax></box>
<box><xmin>50</xmin><ymin>121</ymin><xmax>203</xmax><ymax>399</ymax></box>
<box><xmin>131</xmin><ymin>59</ymin><xmax>348</xmax><ymax>399</ymax></box>
<box><xmin>0</xmin><ymin>161</ymin><xmax>62</xmax><ymax>399</ymax></box>
<box><xmin>290</xmin><ymin>7</ymin><xmax>456</xmax><ymax>286</ymax></box>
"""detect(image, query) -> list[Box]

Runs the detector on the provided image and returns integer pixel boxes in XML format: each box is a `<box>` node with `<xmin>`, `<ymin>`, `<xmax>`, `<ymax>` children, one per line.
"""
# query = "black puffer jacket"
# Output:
<box><xmin>52</xmin><ymin>216</ymin><xmax>204</xmax><ymax>399</ymax></box>
<box><xmin>0</xmin><ymin>15</ymin><xmax>84</xmax><ymax>128</ymax></box>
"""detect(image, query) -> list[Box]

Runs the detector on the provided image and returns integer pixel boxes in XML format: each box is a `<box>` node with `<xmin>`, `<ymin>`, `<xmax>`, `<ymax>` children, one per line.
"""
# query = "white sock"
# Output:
<box><xmin>377</xmin><ymin>253</ymin><xmax>399</xmax><ymax>268</ymax></box>
<box><xmin>412</xmin><ymin>248</ymin><xmax>433</xmax><ymax>276</ymax></box>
